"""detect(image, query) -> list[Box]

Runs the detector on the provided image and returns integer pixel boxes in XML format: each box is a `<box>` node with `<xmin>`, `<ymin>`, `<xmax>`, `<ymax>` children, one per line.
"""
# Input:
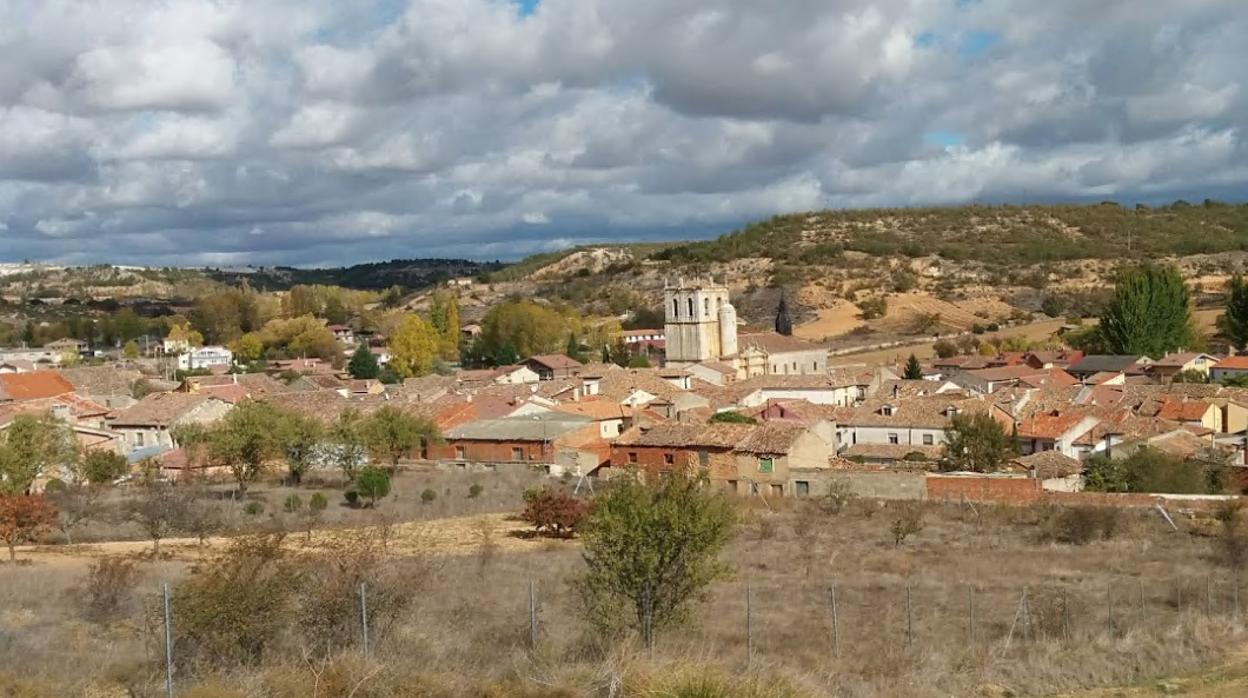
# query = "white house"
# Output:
<box><xmin>838</xmin><ymin>395</ymin><xmax>1011</xmax><ymax>452</ymax></box>
<box><xmin>177</xmin><ymin>346</ymin><xmax>234</xmax><ymax>371</ymax></box>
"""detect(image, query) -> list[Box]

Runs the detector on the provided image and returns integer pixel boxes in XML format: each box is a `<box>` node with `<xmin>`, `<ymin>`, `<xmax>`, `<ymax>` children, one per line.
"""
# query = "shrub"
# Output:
<box><xmin>42</xmin><ymin>478</ymin><xmax>66</xmax><ymax>494</ymax></box>
<box><xmin>283</xmin><ymin>494</ymin><xmax>303</xmax><ymax>514</ymax></box>
<box><xmin>1045</xmin><ymin>506</ymin><xmax>1120</xmax><ymax>545</ymax></box>
<box><xmin>1215</xmin><ymin>501</ymin><xmax>1248</xmax><ymax>571</ymax></box>
<box><xmin>521</xmin><ymin>488</ymin><xmax>590</xmax><ymax>538</ymax></box>
<box><xmin>467</xmin><ymin>483</ymin><xmax>484</xmax><ymax>499</ymax></box>
<box><xmin>343</xmin><ymin>490</ymin><xmax>360</xmax><ymax>507</ymax></box>
<box><xmin>80</xmin><ymin>557</ymin><xmax>139</xmax><ymax>622</ymax></box>
<box><xmin>242</xmin><ymin>501</ymin><xmax>264</xmax><ymax>516</ymax></box>
<box><xmin>80</xmin><ymin>449</ymin><xmax>129</xmax><ymax>485</ymax></box>
<box><xmin>890</xmin><ymin>504</ymin><xmax>923</xmax><ymax>546</ymax></box>
<box><xmin>819</xmin><ymin>480</ymin><xmax>854</xmax><ymax>515</ymax></box>
<box><xmin>420</xmin><ymin>488</ymin><xmax>437</xmax><ymax>504</ymax></box>
<box><xmin>933</xmin><ymin>338</ymin><xmax>958</xmax><ymax>358</ymax></box>
<box><xmin>354</xmin><ymin>467</ymin><xmax>392</xmax><ymax>508</ymax></box>
<box><xmin>709</xmin><ymin>411</ymin><xmax>757</xmax><ymax>424</ymax></box>
<box><xmin>859</xmin><ymin>296</ymin><xmax>887</xmax><ymax>320</ymax></box>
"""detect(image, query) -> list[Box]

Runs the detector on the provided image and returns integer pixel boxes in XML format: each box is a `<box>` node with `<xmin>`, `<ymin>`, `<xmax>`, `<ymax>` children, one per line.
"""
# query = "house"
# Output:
<box><xmin>949</xmin><ymin>365</ymin><xmax>1076</xmax><ymax>394</ymax></box>
<box><xmin>1067</xmin><ymin>355</ymin><xmax>1153</xmax><ymax>380</ymax></box>
<box><xmin>45</xmin><ymin>338</ymin><xmax>89</xmax><ymax>355</ymax></box>
<box><xmin>838</xmin><ymin>394</ymin><xmax>1011</xmax><ymax>453</ymax></box>
<box><xmin>0</xmin><ymin>371</ymin><xmax>75</xmax><ymax>403</ymax></box>
<box><xmin>0</xmin><ymin>360</ymin><xmax>35</xmax><ymax>374</ymax></box>
<box><xmin>447</xmin><ymin>277</ymin><xmax>474</xmax><ymax>288</ymax></box>
<box><xmin>1005</xmin><ymin>451</ymin><xmax>1084</xmax><ymax>491</ymax></box>
<box><xmin>607</xmin><ymin>420</ymin><xmax>838</xmax><ymax>497</ymax></box>
<box><xmin>1211</xmin><ymin>356</ymin><xmax>1248</xmax><ymax>383</ymax></box>
<box><xmin>436</xmin><ymin>412</ymin><xmax>608</xmax><ymax>474</ymax></box>
<box><xmin>733</xmin><ymin>373</ymin><xmax>865</xmax><ymax>408</ymax></box>
<box><xmin>268</xmin><ymin>357</ymin><xmax>334</xmax><ymax>374</ymax></box>
<box><xmin>177</xmin><ymin>346</ymin><xmax>234</xmax><ymax>371</ymax></box>
<box><xmin>1015</xmin><ymin>410</ymin><xmax>1101</xmax><ymax>458</ymax></box>
<box><xmin>162</xmin><ymin>337</ymin><xmax>190</xmax><ymax>355</ymax></box>
<box><xmin>622</xmin><ymin>329</ymin><xmax>665</xmax><ymax>348</ymax></box>
<box><xmin>108</xmin><ymin>392</ymin><xmax>233</xmax><ymax>456</ymax></box>
<box><xmin>327</xmin><ymin>324</ymin><xmax>355</xmax><ymax>345</ymax></box>
<box><xmin>1149</xmin><ymin>352</ymin><xmax>1220</xmax><ymax>382</ymax></box>
<box><xmin>1023</xmin><ymin>351</ymin><xmax>1084</xmax><ymax>370</ymax></box>
<box><xmin>181</xmin><ymin>373</ymin><xmax>293</xmax><ymax>402</ymax></box>
<box><xmin>840</xmin><ymin>442</ymin><xmax>943</xmax><ymax>466</ymax></box>
<box><xmin>461</xmin><ymin>324</ymin><xmax>483</xmax><ymax>340</ymax></box>
<box><xmin>686</xmin><ymin>361</ymin><xmax>738</xmax><ymax>386</ymax></box>
<box><xmin>456</xmin><ymin>365</ymin><xmax>541</xmax><ymax>385</ymax></box>
<box><xmin>524</xmin><ymin>354</ymin><xmax>584</xmax><ymax>381</ymax></box>
<box><xmin>59</xmin><ymin>365</ymin><xmax>143</xmax><ymax>410</ymax></box>
<box><xmin>552</xmin><ymin>401</ymin><xmax>636</xmax><ymax>439</ymax></box>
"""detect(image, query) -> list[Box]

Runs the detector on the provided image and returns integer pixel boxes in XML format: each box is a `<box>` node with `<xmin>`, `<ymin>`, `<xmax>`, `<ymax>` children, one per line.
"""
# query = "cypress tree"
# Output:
<box><xmin>1218</xmin><ymin>274</ymin><xmax>1248</xmax><ymax>353</ymax></box>
<box><xmin>1099</xmin><ymin>263</ymin><xmax>1197</xmax><ymax>357</ymax></box>
<box><xmin>775</xmin><ymin>295</ymin><xmax>793</xmax><ymax>336</ymax></box>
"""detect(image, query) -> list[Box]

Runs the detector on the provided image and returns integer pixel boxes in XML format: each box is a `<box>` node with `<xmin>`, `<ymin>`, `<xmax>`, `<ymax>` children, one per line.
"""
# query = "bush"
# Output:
<box><xmin>283</xmin><ymin>494</ymin><xmax>303</xmax><ymax>514</ymax></box>
<box><xmin>521</xmin><ymin>488</ymin><xmax>590</xmax><ymax>538</ymax></box>
<box><xmin>859</xmin><ymin>296</ymin><xmax>887</xmax><ymax>320</ymax></box>
<box><xmin>420</xmin><ymin>488</ymin><xmax>437</xmax><ymax>504</ymax></box>
<box><xmin>933</xmin><ymin>338</ymin><xmax>958</xmax><ymax>358</ymax></box>
<box><xmin>354</xmin><ymin>467</ymin><xmax>392</xmax><ymax>508</ymax></box>
<box><xmin>42</xmin><ymin>478</ymin><xmax>66</xmax><ymax>494</ymax></box>
<box><xmin>467</xmin><ymin>483</ymin><xmax>484</xmax><ymax>499</ymax></box>
<box><xmin>80</xmin><ymin>557</ymin><xmax>139</xmax><ymax>622</ymax></box>
<box><xmin>710</xmin><ymin>410</ymin><xmax>756</xmax><ymax>424</ymax></box>
<box><xmin>242</xmin><ymin>501</ymin><xmax>264</xmax><ymax>516</ymax></box>
<box><xmin>80</xmin><ymin>449</ymin><xmax>129</xmax><ymax>485</ymax></box>
<box><xmin>890</xmin><ymin>504</ymin><xmax>923</xmax><ymax>546</ymax></box>
<box><xmin>343</xmin><ymin>490</ymin><xmax>360</xmax><ymax>507</ymax></box>
<box><xmin>1045</xmin><ymin>506</ymin><xmax>1120</xmax><ymax>545</ymax></box>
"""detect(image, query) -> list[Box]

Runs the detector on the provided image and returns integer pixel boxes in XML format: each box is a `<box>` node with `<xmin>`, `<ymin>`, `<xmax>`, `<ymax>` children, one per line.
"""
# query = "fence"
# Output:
<box><xmin>151</xmin><ymin>569</ymin><xmax>1246</xmax><ymax>694</ymax></box>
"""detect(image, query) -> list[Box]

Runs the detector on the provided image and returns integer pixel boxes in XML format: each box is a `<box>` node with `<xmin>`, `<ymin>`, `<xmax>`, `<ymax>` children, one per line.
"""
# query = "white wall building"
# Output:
<box><xmin>177</xmin><ymin>346</ymin><xmax>234</xmax><ymax>371</ymax></box>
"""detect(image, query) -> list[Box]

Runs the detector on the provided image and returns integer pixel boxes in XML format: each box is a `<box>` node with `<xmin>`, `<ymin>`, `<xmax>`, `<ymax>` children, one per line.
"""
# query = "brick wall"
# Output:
<box><xmin>428</xmin><ymin>439</ymin><xmax>552</xmax><ymax>464</ymax></box>
<box><xmin>926</xmin><ymin>475</ymin><xmax>1044</xmax><ymax>504</ymax></box>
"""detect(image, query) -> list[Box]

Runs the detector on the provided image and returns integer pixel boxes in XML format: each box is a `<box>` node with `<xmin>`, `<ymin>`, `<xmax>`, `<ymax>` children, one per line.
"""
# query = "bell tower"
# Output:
<box><xmin>663</xmin><ymin>277</ymin><xmax>734</xmax><ymax>366</ymax></box>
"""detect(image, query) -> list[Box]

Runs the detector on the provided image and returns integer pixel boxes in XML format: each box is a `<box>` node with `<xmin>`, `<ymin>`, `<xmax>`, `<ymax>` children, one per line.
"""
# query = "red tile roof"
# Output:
<box><xmin>0</xmin><ymin>372</ymin><xmax>74</xmax><ymax>401</ymax></box>
<box><xmin>1214</xmin><ymin>356</ymin><xmax>1248</xmax><ymax>370</ymax></box>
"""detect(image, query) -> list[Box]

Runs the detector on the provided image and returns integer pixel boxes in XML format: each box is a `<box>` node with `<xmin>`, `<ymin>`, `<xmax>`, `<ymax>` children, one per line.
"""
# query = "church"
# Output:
<box><xmin>663</xmin><ymin>277</ymin><xmax>828</xmax><ymax>380</ymax></box>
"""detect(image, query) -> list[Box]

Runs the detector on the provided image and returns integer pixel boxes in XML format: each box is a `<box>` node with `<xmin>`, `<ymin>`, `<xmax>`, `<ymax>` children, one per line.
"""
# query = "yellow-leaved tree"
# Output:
<box><xmin>390</xmin><ymin>314</ymin><xmax>439</xmax><ymax>379</ymax></box>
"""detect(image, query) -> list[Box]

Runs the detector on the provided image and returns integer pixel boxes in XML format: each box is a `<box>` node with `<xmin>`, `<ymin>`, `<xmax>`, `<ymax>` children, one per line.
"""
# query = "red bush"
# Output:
<box><xmin>0</xmin><ymin>494</ymin><xmax>57</xmax><ymax>561</ymax></box>
<box><xmin>521</xmin><ymin>488</ymin><xmax>589</xmax><ymax>539</ymax></box>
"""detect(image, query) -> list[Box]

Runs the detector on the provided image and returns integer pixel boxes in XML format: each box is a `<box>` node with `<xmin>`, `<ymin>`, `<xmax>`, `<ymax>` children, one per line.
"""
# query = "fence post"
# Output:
<box><xmin>1106</xmin><ymin>584</ymin><xmax>1114</xmax><ymax>638</ymax></box>
<box><xmin>528</xmin><ymin>579</ymin><xmax>537</xmax><ymax>650</ymax></box>
<box><xmin>1062</xmin><ymin>591</ymin><xmax>1070</xmax><ymax>644</ymax></box>
<box><xmin>746</xmin><ymin>584</ymin><xmax>753</xmax><ymax>666</ymax></box>
<box><xmin>905</xmin><ymin>585</ymin><xmax>913</xmax><ymax>648</ymax></box>
<box><xmin>967</xmin><ymin>586</ymin><xmax>975</xmax><ymax>645</ymax></box>
<box><xmin>829</xmin><ymin>586</ymin><xmax>840</xmax><ymax>659</ymax></box>
<box><xmin>1138</xmin><ymin>579</ymin><xmax>1146</xmax><ymax>628</ymax></box>
<box><xmin>162</xmin><ymin>583</ymin><xmax>174</xmax><ymax>698</ymax></box>
<box><xmin>1021</xmin><ymin>586</ymin><xmax>1032</xmax><ymax>643</ymax></box>
<box><xmin>359</xmin><ymin>582</ymin><xmax>369</xmax><ymax>658</ymax></box>
<box><xmin>1236</xmin><ymin>569</ymin><xmax>1242</xmax><ymax>618</ymax></box>
<box><xmin>1206</xmin><ymin>576</ymin><xmax>1213</xmax><ymax>617</ymax></box>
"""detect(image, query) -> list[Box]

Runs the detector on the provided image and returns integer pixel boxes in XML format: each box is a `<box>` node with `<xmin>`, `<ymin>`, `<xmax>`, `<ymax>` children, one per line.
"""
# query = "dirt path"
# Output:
<box><xmin>15</xmin><ymin>512</ymin><xmax>567</xmax><ymax>570</ymax></box>
<box><xmin>1053</xmin><ymin>647</ymin><xmax>1248</xmax><ymax>697</ymax></box>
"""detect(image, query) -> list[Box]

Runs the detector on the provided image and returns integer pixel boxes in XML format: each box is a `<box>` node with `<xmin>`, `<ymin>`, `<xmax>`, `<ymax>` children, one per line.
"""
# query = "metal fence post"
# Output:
<box><xmin>528</xmin><ymin>579</ymin><xmax>537</xmax><ymax>650</ymax></box>
<box><xmin>829</xmin><ymin>585</ymin><xmax>840</xmax><ymax>658</ymax></box>
<box><xmin>359</xmin><ymin>582</ymin><xmax>369</xmax><ymax>658</ymax></box>
<box><xmin>1062</xmin><ymin>591</ymin><xmax>1070</xmax><ymax>644</ymax></box>
<box><xmin>163</xmin><ymin>583</ymin><xmax>174</xmax><ymax>698</ymax></box>
<box><xmin>746</xmin><ymin>584</ymin><xmax>753</xmax><ymax>666</ymax></box>
<box><xmin>905</xmin><ymin>585</ymin><xmax>913</xmax><ymax>648</ymax></box>
<box><xmin>968</xmin><ymin>586</ymin><xmax>975</xmax><ymax>645</ymax></box>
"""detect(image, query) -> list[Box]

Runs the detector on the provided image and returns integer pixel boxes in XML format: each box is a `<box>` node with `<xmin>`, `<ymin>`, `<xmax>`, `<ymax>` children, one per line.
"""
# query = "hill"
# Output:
<box><xmin>206</xmin><ymin>258</ymin><xmax>503</xmax><ymax>290</ymax></box>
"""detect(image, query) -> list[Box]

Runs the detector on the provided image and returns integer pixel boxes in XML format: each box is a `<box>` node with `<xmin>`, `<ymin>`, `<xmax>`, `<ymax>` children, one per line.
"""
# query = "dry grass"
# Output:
<box><xmin>1</xmin><ymin>483</ymin><xmax>1246</xmax><ymax>697</ymax></box>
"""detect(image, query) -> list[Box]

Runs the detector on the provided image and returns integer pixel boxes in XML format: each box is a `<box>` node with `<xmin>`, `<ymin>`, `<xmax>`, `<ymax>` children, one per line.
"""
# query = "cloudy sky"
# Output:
<box><xmin>1</xmin><ymin>0</ymin><xmax>1245</xmax><ymax>267</ymax></box>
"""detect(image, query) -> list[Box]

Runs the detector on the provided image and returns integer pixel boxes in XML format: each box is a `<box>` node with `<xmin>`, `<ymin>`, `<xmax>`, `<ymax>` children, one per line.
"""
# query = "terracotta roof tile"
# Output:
<box><xmin>0</xmin><ymin>371</ymin><xmax>75</xmax><ymax>401</ymax></box>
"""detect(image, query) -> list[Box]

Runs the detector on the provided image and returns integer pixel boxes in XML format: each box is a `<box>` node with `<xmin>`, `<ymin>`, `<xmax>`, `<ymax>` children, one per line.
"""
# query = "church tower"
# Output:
<box><xmin>664</xmin><ymin>277</ymin><xmax>735</xmax><ymax>366</ymax></box>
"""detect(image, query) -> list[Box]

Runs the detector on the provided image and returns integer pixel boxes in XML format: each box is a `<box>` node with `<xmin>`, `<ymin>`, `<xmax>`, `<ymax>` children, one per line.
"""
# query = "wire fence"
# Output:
<box><xmin>148</xmin><ymin>569</ymin><xmax>1246</xmax><ymax>694</ymax></box>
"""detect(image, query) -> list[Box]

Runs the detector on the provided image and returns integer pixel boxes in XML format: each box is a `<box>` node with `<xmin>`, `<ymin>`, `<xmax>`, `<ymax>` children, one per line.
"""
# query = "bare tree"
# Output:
<box><xmin>126</xmin><ymin>482</ymin><xmax>195</xmax><ymax>555</ymax></box>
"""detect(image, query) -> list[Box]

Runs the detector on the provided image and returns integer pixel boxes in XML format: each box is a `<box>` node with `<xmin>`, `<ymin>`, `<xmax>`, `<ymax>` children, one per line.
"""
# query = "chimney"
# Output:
<box><xmin>232</xmin><ymin>373</ymin><xmax>238</xmax><ymax>384</ymax></box>
<box><xmin>892</xmin><ymin>383</ymin><xmax>900</xmax><ymax>399</ymax></box>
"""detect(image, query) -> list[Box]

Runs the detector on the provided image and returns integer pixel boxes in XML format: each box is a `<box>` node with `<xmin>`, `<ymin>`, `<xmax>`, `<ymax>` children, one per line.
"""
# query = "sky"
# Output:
<box><xmin>0</xmin><ymin>0</ymin><xmax>1245</xmax><ymax>267</ymax></box>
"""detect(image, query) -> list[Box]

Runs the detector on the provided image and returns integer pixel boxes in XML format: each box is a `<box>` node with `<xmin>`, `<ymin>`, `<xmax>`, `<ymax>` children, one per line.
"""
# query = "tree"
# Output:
<box><xmin>478</xmin><ymin>299</ymin><xmax>570</xmax><ymax>360</ymax></box>
<box><xmin>79</xmin><ymin>449</ymin><xmax>128</xmax><ymax>485</ymax></box>
<box><xmin>363</xmin><ymin>406</ymin><xmax>440</xmax><ymax>469</ymax></box>
<box><xmin>46</xmin><ymin>484</ymin><xmax>100</xmax><ymax>544</ymax></box>
<box><xmin>0</xmin><ymin>495</ymin><xmax>57</xmax><ymax>561</ymax></box>
<box><xmin>709</xmin><ymin>411</ymin><xmax>757</xmax><ymax>424</ymax></box>
<box><xmin>354</xmin><ymin>467</ymin><xmax>392</xmax><ymax>507</ymax></box>
<box><xmin>565</xmin><ymin>333</ymin><xmax>585</xmax><ymax>363</ymax></box>
<box><xmin>577</xmin><ymin>471</ymin><xmax>736</xmax><ymax>648</ymax></box>
<box><xmin>0</xmin><ymin>413</ymin><xmax>77</xmax><ymax>494</ymax></box>
<box><xmin>1219</xmin><ymin>274</ymin><xmax>1248</xmax><ymax>353</ymax></box>
<box><xmin>329</xmin><ymin>409</ymin><xmax>369</xmax><ymax>482</ymax></box>
<box><xmin>903</xmin><ymin>354</ymin><xmax>923</xmax><ymax>380</ymax></box>
<box><xmin>429</xmin><ymin>290</ymin><xmax>461</xmax><ymax>360</ymax></box>
<box><xmin>1099</xmin><ymin>263</ymin><xmax>1198</xmax><ymax>356</ymax></box>
<box><xmin>200</xmin><ymin>402</ymin><xmax>287</xmax><ymax>495</ymax></box>
<box><xmin>232</xmin><ymin>332</ymin><xmax>264</xmax><ymax>363</ymax></box>
<box><xmin>1084</xmin><ymin>447</ymin><xmax>1222</xmax><ymax>494</ymax></box>
<box><xmin>932</xmin><ymin>338</ymin><xmax>958</xmax><ymax>359</ymax></box>
<box><xmin>302</xmin><ymin>492</ymin><xmax>329</xmax><ymax>542</ymax></box>
<box><xmin>521</xmin><ymin>488</ymin><xmax>589</xmax><ymax>538</ymax></box>
<box><xmin>127</xmin><ymin>482</ymin><xmax>193</xmax><ymax>555</ymax></box>
<box><xmin>942</xmin><ymin>412</ymin><xmax>1013</xmax><ymax>473</ymax></box>
<box><xmin>279</xmin><ymin>412</ymin><xmax>323</xmax><ymax>485</ymax></box>
<box><xmin>347</xmin><ymin>342</ymin><xmax>380</xmax><ymax>379</ymax></box>
<box><xmin>122</xmin><ymin>339</ymin><xmax>140</xmax><ymax>359</ymax></box>
<box><xmin>390</xmin><ymin>314</ymin><xmax>439</xmax><ymax>379</ymax></box>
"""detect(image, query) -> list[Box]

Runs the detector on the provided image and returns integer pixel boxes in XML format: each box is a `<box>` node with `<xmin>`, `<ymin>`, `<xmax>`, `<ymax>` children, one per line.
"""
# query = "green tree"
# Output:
<box><xmin>79</xmin><ymin>450</ymin><xmax>129</xmax><ymax>485</ymax></box>
<box><xmin>429</xmin><ymin>291</ymin><xmax>461</xmax><ymax>360</ymax></box>
<box><xmin>1218</xmin><ymin>274</ymin><xmax>1248</xmax><ymax>352</ymax></box>
<box><xmin>565</xmin><ymin>333</ymin><xmax>585</xmax><ymax>363</ymax></box>
<box><xmin>577</xmin><ymin>471</ymin><xmax>736</xmax><ymax>648</ymax></box>
<box><xmin>942</xmin><ymin>412</ymin><xmax>1013</xmax><ymax>473</ymax></box>
<box><xmin>346</xmin><ymin>343</ymin><xmax>380</xmax><ymax>379</ymax></box>
<box><xmin>709</xmin><ymin>411</ymin><xmax>756</xmax><ymax>424</ymax></box>
<box><xmin>932</xmin><ymin>338</ymin><xmax>958</xmax><ymax>359</ymax></box>
<box><xmin>390</xmin><ymin>314</ymin><xmax>439</xmax><ymax>379</ymax></box>
<box><xmin>1099</xmin><ymin>263</ymin><xmax>1198</xmax><ymax>356</ymax></box>
<box><xmin>122</xmin><ymin>339</ymin><xmax>140</xmax><ymax>359</ymax></box>
<box><xmin>279</xmin><ymin>412</ymin><xmax>323</xmax><ymax>485</ymax></box>
<box><xmin>329</xmin><ymin>409</ymin><xmax>369</xmax><ymax>482</ymax></box>
<box><xmin>0</xmin><ymin>414</ymin><xmax>77</xmax><ymax>494</ymax></box>
<box><xmin>479</xmin><ymin>299</ymin><xmax>570</xmax><ymax>360</ymax></box>
<box><xmin>354</xmin><ymin>467</ymin><xmax>392</xmax><ymax>507</ymax></box>
<box><xmin>903</xmin><ymin>353</ymin><xmax>923</xmax><ymax>379</ymax></box>
<box><xmin>1084</xmin><ymin>447</ymin><xmax>1223</xmax><ymax>494</ymax></box>
<box><xmin>232</xmin><ymin>333</ymin><xmax>264</xmax><ymax>363</ymax></box>
<box><xmin>197</xmin><ymin>402</ymin><xmax>287</xmax><ymax>495</ymax></box>
<box><xmin>362</xmin><ymin>406</ymin><xmax>440</xmax><ymax>469</ymax></box>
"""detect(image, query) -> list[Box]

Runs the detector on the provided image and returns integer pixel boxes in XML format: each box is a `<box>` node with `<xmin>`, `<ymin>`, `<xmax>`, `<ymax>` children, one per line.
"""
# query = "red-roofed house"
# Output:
<box><xmin>0</xmin><ymin>371</ymin><xmax>74</xmax><ymax>403</ymax></box>
<box><xmin>1016</xmin><ymin>410</ymin><xmax>1101</xmax><ymax>458</ymax></box>
<box><xmin>1212</xmin><ymin>356</ymin><xmax>1248</xmax><ymax>383</ymax></box>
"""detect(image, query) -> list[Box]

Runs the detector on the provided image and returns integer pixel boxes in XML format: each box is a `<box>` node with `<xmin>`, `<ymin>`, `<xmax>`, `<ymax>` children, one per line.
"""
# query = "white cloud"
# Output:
<box><xmin>0</xmin><ymin>0</ymin><xmax>1244</xmax><ymax>265</ymax></box>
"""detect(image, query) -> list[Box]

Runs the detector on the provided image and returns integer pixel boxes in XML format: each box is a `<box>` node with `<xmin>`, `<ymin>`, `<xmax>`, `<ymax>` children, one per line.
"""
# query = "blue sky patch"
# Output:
<box><xmin>924</xmin><ymin>130</ymin><xmax>967</xmax><ymax>147</ymax></box>
<box><xmin>960</xmin><ymin>30</ymin><xmax>1000</xmax><ymax>58</ymax></box>
<box><xmin>516</xmin><ymin>0</ymin><xmax>540</xmax><ymax>18</ymax></box>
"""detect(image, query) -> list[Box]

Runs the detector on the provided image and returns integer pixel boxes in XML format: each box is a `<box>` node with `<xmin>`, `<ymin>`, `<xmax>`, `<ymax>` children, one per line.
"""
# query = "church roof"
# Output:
<box><xmin>738</xmin><ymin>332</ymin><xmax>822</xmax><ymax>354</ymax></box>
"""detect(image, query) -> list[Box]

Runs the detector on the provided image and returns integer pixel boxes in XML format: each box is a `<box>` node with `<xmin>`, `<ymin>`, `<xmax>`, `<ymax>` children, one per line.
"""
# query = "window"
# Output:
<box><xmin>687</xmin><ymin>298</ymin><xmax>694</xmax><ymax>317</ymax></box>
<box><xmin>758</xmin><ymin>456</ymin><xmax>774</xmax><ymax>473</ymax></box>
<box><xmin>922</xmin><ymin>434</ymin><xmax>934</xmax><ymax>446</ymax></box>
<box><xmin>795</xmin><ymin>481</ymin><xmax>810</xmax><ymax>497</ymax></box>
<box><xmin>511</xmin><ymin>447</ymin><xmax>524</xmax><ymax>461</ymax></box>
<box><xmin>135</xmin><ymin>432</ymin><xmax>145</xmax><ymax>447</ymax></box>
<box><xmin>888</xmin><ymin>433</ymin><xmax>899</xmax><ymax>444</ymax></box>
<box><xmin>663</xmin><ymin>453</ymin><xmax>675</xmax><ymax>465</ymax></box>
<box><xmin>771</xmin><ymin>484</ymin><xmax>784</xmax><ymax>497</ymax></box>
<box><xmin>698</xmin><ymin>450</ymin><xmax>710</xmax><ymax>466</ymax></box>
<box><xmin>672</xmin><ymin>298</ymin><xmax>679</xmax><ymax>317</ymax></box>
<box><xmin>628</xmin><ymin>451</ymin><xmax>638</xmax><ymax>464</ymax></box>
<box><xmin>455</xmin><ymin>446</ymin><xmax>466</xmax><ymax>460</ymax></box>
<box><xmin>726</xmin><ymin>479</ymin><xmax>738</xmax><ymax>492</ymax></box>
<box><xmin>880</xmin><ymin>405</ymin><xmax>894</xmax><ymax>416</ymax></box>
<box><xmin>703</xmin><ymin>297</ymin><xmax>710</xmax><ymax>316</ymax></box>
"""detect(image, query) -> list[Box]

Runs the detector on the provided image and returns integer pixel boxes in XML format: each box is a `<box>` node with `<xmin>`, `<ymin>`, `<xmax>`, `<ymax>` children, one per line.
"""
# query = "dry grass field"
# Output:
<box><xmin>2</xmin><ymin>467</ymin><xmax>1247</xmax><ymax>697</ymax></box>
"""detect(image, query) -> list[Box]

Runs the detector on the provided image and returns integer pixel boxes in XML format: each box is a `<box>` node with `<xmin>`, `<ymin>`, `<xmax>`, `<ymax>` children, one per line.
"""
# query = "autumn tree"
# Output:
<box><xmin>478</xmin><ymin>299</ymin><xmax>570</xmax><ymax>360</ymax></box>
<box><xmin>46</xmin><ymin>483</ymin><xmax>100</xmax><ymax>544</ymax></box>
<box><xmin>521</xmin><ymin>488</ymin><xmax>589</xmax><ymax>538</ymax></box>
<box><xmin>363</xmin><ymin>406</ymin><xmax>440</xmax><ymax>469</ymax></box>
<box><xmin>231</xmin><ymin>332</ymin><xmax>264</xmax><ymax>363</ymax></box>
<box><xmin>122</xmin><ymin>339</ymin><xmax>140</xmax><ymax>359</ymax></box>
<box><xmin>1099</xmin><ymin>263</ymin><xmax>1198</xmax><ymax>357</ymax></box>
<box><xmin>347</xmin><ymin>342</ymin><xmax>380</xmax><ymax>379</ymax></box>
<box><xmin>390</xmin><ymin>314</ymin><xmax>439</xmax><ymax>379</ymax></box>
<box><xmin>0</xmin><ymin>495</ymin><xmax>57</xmax><ymax>561</ymax></box>
<box><xmin>0</xmin><ymin>414</ymin><xmax>77</xmax><ymax>494</ymax></box>
<box><xmin>126</xmin><ymin>482</ymin><xmax>194</xmax><ymax>555</ymax></box>
<box><xmin>1218</xmin><ymin>274</ymin><xmax>1248</xmax><ymax>353</ymax></box>
<box><xmin>577</xmin><ymin>471</ymin><xmax>736</xmax><ymax>648</ymax></box>
<box><xmin>429</xmin><ymin>290</ymin><xmax>461</xmax><ymax>360</ymax></box>
<box><xmin>942</xmin><ymin>412</ymin><xmax>1014</xmax><ymax>473</ymax></box>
